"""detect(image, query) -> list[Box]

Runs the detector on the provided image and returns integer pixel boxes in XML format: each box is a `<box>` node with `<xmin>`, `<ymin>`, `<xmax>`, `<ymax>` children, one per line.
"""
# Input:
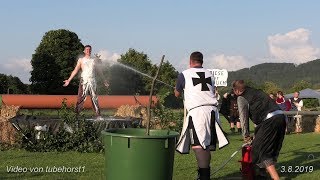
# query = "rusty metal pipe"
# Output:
<box><xmin>0</xmin><ymin>95</ymin><xmax>158</xmax><ymax>109</ymax></box>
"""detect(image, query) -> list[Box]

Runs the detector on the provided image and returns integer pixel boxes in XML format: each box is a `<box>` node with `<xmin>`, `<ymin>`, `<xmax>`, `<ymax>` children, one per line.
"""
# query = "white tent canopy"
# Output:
<box><xmin>285</xmin><ymin>88</ymin><xmax>320</xmax><ymax>99</ymax></box>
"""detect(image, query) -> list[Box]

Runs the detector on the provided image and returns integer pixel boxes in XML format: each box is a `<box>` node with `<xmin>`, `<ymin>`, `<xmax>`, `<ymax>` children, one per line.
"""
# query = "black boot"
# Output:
<box><xmin>253</xmin><ymin>167</ymin><xmax>268</xmax><ymax>180</ymax></box>
<box><xmin>238</xmin><ymin>128</ymin><xmax>242</xmax><ymax>134</ymax></box>
<box><xmin>230</xmin><ymin>127</ymin><xmax>235</xmax><ymax>133</ymax></box>
<box><xmin>197</xmin><ymin>168</ymin><xmax>210</xmax><ymax>180</ymax></box>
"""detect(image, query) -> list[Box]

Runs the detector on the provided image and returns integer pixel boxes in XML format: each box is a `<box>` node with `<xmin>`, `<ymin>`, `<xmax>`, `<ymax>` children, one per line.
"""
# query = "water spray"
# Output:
<box><xmin>103</xmin><ymin>58</ymin><xmax>175</xmax><ymax>89</ymax></box>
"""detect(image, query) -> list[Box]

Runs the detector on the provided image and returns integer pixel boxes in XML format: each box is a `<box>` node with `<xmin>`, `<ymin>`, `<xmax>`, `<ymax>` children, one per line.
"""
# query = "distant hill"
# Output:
<box><xmin>227</xmin><ymin>59</ymin><xmax>320</xmax><ymax>89</ymax></box>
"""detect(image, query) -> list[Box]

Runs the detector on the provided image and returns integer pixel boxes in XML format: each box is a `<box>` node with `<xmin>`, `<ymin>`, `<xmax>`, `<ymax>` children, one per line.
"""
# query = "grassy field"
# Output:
<box><xmin>0</xmin><ymin>112</ymin><xmax>319</xmax><ymax>180</ymax></box>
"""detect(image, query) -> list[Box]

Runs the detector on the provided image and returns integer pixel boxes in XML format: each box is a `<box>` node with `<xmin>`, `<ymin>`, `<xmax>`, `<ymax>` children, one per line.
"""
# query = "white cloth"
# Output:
<box><xmin>80</xmin><ymin>57</ymin><xmax>96</xmax><ymax>84</ymax></box>
<box><xmin>176</xmin><ymin>67</ymin><xmax>228</xmax><ymax>153</ymax></box>
<box><xmin>292</xmin><ymin>98</ymin><xmax>303</xmax><ymax>111</ymax></box>
<box><xmin>182</xmin><ymin>68</ymin><xmax>218</xmax><ymax>111</ymax></box>
<box><xmin>76</xmin><ymin>57</ymin><xmax>100</xmax><ymax>115</ymax></box>
<box><xmin>176</xmin><ymin>106</ymin><xmax>229</xmax><ymax>153</ymax></box>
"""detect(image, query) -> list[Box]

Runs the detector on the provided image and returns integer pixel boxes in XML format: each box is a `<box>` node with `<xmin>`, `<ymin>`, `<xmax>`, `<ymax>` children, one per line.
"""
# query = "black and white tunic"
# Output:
<box><xmin>175</xmin><ymin>67</ymin><xmax>229</xmax><ymax>153</ymax></box>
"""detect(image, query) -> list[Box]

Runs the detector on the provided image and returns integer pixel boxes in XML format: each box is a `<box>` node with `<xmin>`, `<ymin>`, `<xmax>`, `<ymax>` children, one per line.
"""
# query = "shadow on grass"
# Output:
<box><xmin>211</xmin><ymin>171</ymin><xmax>243</xmax><ymax>180</ymax></box>
<box><xmin>211</xmin><ymin>143</ymin><xmax>320</xmax><ymax>180</ymax></box>
<box><xmin>278</xmin><ymin>143</ymin><xmax>320</xmax><ymax>179</ymax></box>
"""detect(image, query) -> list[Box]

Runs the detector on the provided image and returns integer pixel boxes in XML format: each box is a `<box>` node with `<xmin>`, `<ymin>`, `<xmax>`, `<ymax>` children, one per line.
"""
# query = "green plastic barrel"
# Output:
<box><xmin>102</xmin><ymin>128</ymin><xmax>179</xmax><ymax>180</ymax></box>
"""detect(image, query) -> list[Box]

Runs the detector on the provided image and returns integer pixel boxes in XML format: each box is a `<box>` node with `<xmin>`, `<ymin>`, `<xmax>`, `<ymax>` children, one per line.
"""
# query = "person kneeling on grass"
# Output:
<box><xmin>233</xmin><ymin>80</ymin><xmax>286</xmax><ymax>180</ymax></box>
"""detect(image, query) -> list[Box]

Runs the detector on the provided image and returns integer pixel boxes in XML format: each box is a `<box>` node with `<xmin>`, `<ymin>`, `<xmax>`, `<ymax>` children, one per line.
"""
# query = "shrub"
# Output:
<box><xmin>21</xmin><ymin>100</ymin><xmax>103</xmax><ymax>152</ymax></box>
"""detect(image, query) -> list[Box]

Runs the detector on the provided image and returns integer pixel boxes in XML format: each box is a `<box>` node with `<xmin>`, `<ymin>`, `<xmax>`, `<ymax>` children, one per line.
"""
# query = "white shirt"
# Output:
<box><xmin>292</xmin><ymin>98</ymin><xmax>303</xmax><ymax>111</ymax></box>
<box><xmin>182</xmin><ymin>68</ymin><xmax>218</xmax><ymax>110</ymax></box>
<box><xmin>80</xmin><ymin>57</ymin><xmax>96</xmax><ymax>83</ymax></box>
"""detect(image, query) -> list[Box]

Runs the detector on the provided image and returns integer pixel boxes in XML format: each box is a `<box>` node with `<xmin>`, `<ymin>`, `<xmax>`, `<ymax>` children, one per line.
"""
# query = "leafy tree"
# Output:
<box><xmin>149</xmin><ymin>61</ymin><xmax>178</xmax><ymax>92</ymax></box>
<box><xmin>262</xmin><ymin>81</ymin><xmax>281</xmax><ymax>94</ymax></box>
<box><xmin>0</xmin><ymin>74</ymin><xmax>8</xmax><ymax>94</ymax></box>
<box><xmin>30</xmin><ymin>29</ymin><xmax>83</xmax><ymax>94</ymax></box>
<box><xmin>7</xmin><ymin>76</ymin><xmax>29</xmax><ymax>94</ymax></box>
<box><xmin>244</xmin><ymin>79</ymin><xmax>260</xmax><ymax>89</ymax></box>
<box><xmin>290</xmin><ymin>80</ymin><xmax>312</xmax><ymax>92</ymax></box>
<box><xmin>150</xmin><ymin>60</ymin><xmax>181</xmax><ymax>108</ymax></box>
<box><xmin>0</xmin><ymin>73</ymin><xmax>28</xmax><ymax>94</ymax></box>
<box><xmin>107</xmin><ymin>64</ymin><xmax>143</xmax><ymax>95</ymax></box>
<box><xmin>106</xmin><ymin>49</ymin><xmax>181</xmax><ymax>107</ymax></box>
<box><xmin>303</xmin><ymin>99</ymin><xmax>319</xmax><ymax>109</ymax></box>
<box><xmin>108</xmin><ymin>49</ymin><xmax>153</xmax><ymax>95</ymax></box>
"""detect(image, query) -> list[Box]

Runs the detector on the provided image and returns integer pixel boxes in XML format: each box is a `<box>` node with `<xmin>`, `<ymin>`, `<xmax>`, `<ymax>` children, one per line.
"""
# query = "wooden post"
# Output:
<box><xmin>146</xmin><ymin>55</ymin><xmax>165</xmax><ymax>135</ymax></box>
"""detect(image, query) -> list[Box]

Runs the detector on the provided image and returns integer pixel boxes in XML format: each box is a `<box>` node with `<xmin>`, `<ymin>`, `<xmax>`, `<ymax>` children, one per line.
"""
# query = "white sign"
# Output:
<box><xmin>208</xmin><ymin>69</ymin><xmax>228</xmax><ymax>87</ymax></box>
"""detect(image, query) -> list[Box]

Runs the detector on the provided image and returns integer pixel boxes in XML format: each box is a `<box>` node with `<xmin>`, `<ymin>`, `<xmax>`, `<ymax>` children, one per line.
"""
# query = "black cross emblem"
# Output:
<box><xmin>192</xmin><ymin>72</ymin><xmax>212</xmax><ymax>91</ymax></box>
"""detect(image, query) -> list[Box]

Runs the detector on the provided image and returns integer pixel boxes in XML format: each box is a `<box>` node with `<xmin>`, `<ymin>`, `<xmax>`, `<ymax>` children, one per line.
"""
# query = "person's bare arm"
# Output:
<box><xmin>237</xmin><ymin>96</ymin><xmax>250</xmax><ymax>137</ymax></box>
<box><xmin>63</xmin><ymin>59</ymin><xmax>81</xmax><ymax>87</ymax></box>
<box><xmin>174</xmin><ymin>89</ymin><xmax>181</xmax><ymax>97</ymax></box>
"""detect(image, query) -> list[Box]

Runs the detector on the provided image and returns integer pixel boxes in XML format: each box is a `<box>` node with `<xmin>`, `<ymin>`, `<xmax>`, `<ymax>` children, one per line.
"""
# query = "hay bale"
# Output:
<box><xmin>314</xmin><ymin>116</ymin><xmax>320</xmax><ymax>133</ymax></box>
<box><xmin>114</xmin><ymin>105</ymin><xmax>148</xmax><ymax>126</ymax></box>
<box><xmin>114</xmin><ymin>105</ymin><xmax>177</xmax><ymax>129</ymax></box>
<box><xmin>0</xmin><ymin>105</ymin><xmax>20</xmax><ymax>144</ymax></box>
<box><xmin>0</xmin><ymin>105</ymin><xmax>20</xmax><ymax>119</ymax></box>
<box><xmin>0</xmin><ymin>118</ymin><xmax>17</xmax><ymax>144</ymax></box>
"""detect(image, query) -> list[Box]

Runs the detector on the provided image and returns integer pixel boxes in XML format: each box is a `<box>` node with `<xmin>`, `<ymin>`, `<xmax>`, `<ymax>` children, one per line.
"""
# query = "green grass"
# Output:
<box><xmin>0</xmin><ymin>116</ymin><xmax>319</xmax><ymax>179</ymax></box>
<box><xmin>0</xmin><ymin>150</ymin><xmax>104</xmax><ymax>179</ymax></box>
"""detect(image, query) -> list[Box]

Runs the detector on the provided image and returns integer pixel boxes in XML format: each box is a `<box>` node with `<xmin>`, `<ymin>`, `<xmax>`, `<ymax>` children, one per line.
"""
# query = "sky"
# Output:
<box><xmin>1</xmin><ymin>0</ymin><xmax>320</xmax><ymax>84</ymax></box>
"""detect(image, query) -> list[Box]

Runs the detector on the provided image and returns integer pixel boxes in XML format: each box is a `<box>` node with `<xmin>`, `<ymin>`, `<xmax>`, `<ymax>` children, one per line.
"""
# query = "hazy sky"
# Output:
<box><xmin>1</xmin><ymin>0</ymin><xmax>320</xmax><ymax>83</ymax></box>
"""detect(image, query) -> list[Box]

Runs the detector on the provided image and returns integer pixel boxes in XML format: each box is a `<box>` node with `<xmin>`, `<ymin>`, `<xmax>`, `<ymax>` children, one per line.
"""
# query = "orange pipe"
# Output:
<box><xmin>1</xmin><ymin>95</ymin><xmax>158</xmax><ymax>109</ymax></box>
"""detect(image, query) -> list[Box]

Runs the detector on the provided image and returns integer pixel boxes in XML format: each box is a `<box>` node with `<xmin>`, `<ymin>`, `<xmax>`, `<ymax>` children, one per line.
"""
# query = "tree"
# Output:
<box><xmin>0</xmin><ymin>74</ymin><xmax>8</xmax><ymax>94</ymax></box>
<box><xmin>0</xmin><ymin>73</ymin><xmax>28</xmax><ymax>94</ymax></box>
<box><xmin>108</xmin><ymin>49</ymin><xmax>153</xmax><ymax>95</ymax></box>
<box><xmin>149</xmin><ymin>61</ymin><xmax>178</xmax><ymax>92</ymax></box>
<box><xmin>244</xmin><ymin>79</ymin><xmax>260</xmax><ymax>89</ymax></box>
<box><xmin>106</xmin><ymin>49</ymin><xmax>181</xmax><ymax>107</ymax></box>
<box><xmin>262</xmin><ymin>81</ymin><xmax>281</xmax><ymax>94</ymax></box>
<box><xmin>149</xmin><ymin>60</ymin><xmax>181</xmax><ymax>108</ymax></box>
<box><xmin>7</xmin><ymin>76</ymin><xmax>29</xmax><ymax>94</ymax></box>
<box><xmin>30</xmin><ymin>29</ymin><xmax>83</xmax><ymax>94</ymax></box>
<box><xmin>290</xmin><ymin>80</ymin><xmax>312</xmax><ymax>92</ymax></box>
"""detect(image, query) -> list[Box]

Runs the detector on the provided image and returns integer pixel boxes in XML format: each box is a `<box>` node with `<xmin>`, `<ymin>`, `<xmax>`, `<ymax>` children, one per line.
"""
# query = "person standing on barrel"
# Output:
<box><xmin>63</xmin><ymin>45</ymin><xmax>108</xmax><ymax>119</ymax></box>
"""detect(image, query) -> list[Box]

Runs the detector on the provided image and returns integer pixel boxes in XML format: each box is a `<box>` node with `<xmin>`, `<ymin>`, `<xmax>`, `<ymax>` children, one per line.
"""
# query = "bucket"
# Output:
<box><xmin>102</xmin><ymin>128</ymin><xmax>179</xmax><ymax>180</ymax></box>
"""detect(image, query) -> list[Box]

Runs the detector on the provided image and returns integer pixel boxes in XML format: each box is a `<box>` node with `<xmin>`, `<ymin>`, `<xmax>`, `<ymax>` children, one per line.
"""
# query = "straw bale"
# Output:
<box><xmin>114</xmin><ymin>105</ymin><xmax>176</xmax><ymax>129</ymax></box>
<box><xmin>0</xmin><ymin>105</ymin><xmax>20</xmax><ymax>144</ymax></box>
<box><xmin>114</xmin><ymin>105</ymin><xmax>148</xmax><ymax>126</ymax></box>
<box><xmin>0</xmin><ymin>105</ymin><xmax>20</xmax><ymax>119</ymax></box>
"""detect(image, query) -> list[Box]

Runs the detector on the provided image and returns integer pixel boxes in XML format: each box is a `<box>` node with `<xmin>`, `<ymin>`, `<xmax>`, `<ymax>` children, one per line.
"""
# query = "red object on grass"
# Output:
<box><xmin>239</xmin><ymin>145</ymin><xmax>255</xmax><ymax>180</ymax></box>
